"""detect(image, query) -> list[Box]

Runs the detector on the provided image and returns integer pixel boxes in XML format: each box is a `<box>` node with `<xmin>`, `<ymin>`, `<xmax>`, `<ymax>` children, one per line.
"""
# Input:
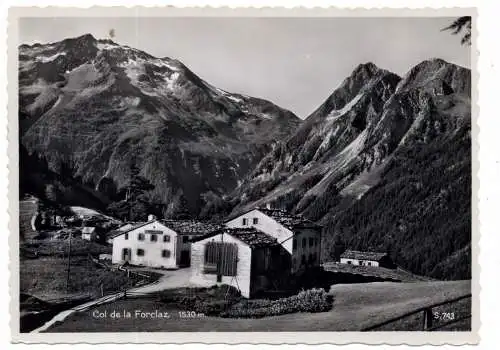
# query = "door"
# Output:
<box><xmin>180</xmin><ymin>250</ymin><xmax>190</xmax><ymax>266</ymax></box>
<box><xmin>122</xmin><ymin>248</ymin><xmax>131</xmax><ymax>261</ymax></box>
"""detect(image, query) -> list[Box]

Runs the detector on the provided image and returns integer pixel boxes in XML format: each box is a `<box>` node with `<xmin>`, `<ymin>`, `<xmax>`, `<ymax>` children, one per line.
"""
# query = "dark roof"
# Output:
<box><xmin>109</xmin><ymin>219</ymin><xmax>223</xmax><ymax>240</ymax></box>
<box><xmin>340</xmin><ymin>250</ymin><xmax>388</xmax><ymax>261</ymax></box>
<box><xmin>256</xmin><ymin>208</ymin><xmax>321</xmax><ymax>231</ymax></box>
<box><xmin>108</xmin><ymin>220</ymin><xmax>155</xmax><ymax>239</ymax></box>
<box><xmin>192</xmin><ymin>227</ymin><xmax>278</xmax><ymax>249</ymax></box>
<box><xmin>160</xmin><ymin>220</ymin><xmax>223</xmax><ymax>236</ymax></box>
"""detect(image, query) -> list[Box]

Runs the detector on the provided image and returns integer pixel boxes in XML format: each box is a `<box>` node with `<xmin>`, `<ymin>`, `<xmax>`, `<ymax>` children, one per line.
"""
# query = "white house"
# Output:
<box><xmin>190</xmin><ymin>227</ymin><xmax>286</xmax><ymax>298</ymax></box>
<box><xmin>339</xmin><ymin>250</ymin><xmax>395</xmax><ymax>268</ymax></box>
<box><xmin>225</xmin><ymin>207</ymin><xmax>322</xmax><ymax>274</ymax></box>
<box><xmin>111</xmin><ymin>220</ymin><xmax>179</xmax><ymax>268</ymax></box>
<box><xmin>110</xmin><ymin>218</ymin><xmax>220</xmax><ymax>269</ymax></box>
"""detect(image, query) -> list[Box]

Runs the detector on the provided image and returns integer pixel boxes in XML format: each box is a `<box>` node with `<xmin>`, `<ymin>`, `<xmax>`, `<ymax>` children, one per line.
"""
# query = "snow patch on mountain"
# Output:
<box><xmin>164</xmin><ymin>71</ymin><xmax>180</xmax><ymax>90</ymax></box>
<box><xmin>36</xmin><ymin>52</ymin><xmax>67</xmax><ymax>63</ymax></box>
<box><xmin>97</xmin><ymin>42</ymin><xmax>119</xmax><ymax>51</ymax></box>
<box><xmin>327</xmin><ymin>92</ymin><xmax>364</xmax><ymax>121</ymax></box>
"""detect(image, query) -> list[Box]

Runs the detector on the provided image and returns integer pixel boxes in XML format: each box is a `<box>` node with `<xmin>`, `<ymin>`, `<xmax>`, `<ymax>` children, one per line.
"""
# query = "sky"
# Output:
<box><xmin>19</xmin><ymin>17</ymin><xmax>471</xmax><ymax>118</ymax></box>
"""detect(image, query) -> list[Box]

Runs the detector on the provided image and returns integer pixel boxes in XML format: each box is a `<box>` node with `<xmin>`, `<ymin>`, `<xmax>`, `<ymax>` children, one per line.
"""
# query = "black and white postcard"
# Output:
<box><xmin>8</xmin><ymin>5</ymin><xmax>478</xmax><ymax>345</ymax></box>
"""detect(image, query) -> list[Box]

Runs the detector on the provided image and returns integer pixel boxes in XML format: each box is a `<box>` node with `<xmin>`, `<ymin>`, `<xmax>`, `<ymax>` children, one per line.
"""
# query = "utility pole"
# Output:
<box><xmin>66</xmin><ymin>232</ymin><xmax>72</xmax><ymax>292</ymax></box>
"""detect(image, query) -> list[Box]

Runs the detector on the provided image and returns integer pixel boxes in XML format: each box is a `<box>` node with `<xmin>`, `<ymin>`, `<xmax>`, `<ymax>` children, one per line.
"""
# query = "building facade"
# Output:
<box><xmin>111</xmin><ymin>219</ymin><xmax>221</xmax><ymax>269</ymax></box>
<box><xmin>339</xmin><ymin>250</ymin><xmax>396</xmax><ymax>268</ymax></box>
<box><xmin>225</xmin><ymin>208</ymin><xmax>322</xmax><ymax>274</ymax></box>
<box><xmin>111</xmin><ymin>221</ymin><xmax>179</xmax><ymax>268</ymax></box>
<box><xmin>190</xmin><ymin>227</ymin><xmax>286</xmax><ymax>298</ymax></box>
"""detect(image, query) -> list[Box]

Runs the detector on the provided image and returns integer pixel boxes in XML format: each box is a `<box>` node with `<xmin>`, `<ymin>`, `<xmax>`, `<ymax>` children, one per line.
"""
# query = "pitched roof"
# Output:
<box><xmin>192</xmin><ymin>227</ymin><xmax>278</xmax><ymax>249</ymax></box>
<box><xmin>340</xmin><ymin>250</ymin><xmax>388</xmax><ymax>261</ymax></box>
<box><xmin>256</xmin><ymin>208</ymin><xmax>321</xmax><ymax>231</ymax></box>
<box><xmin>82</xmin><ymin>227</ymin><xmax>96</xmax><ymax>234</ymax></box>
<box><xmin>159</xmin><ymin>219</ymin><xmax>223</xmax><ymax>236</ymax></box>
<box><xmin>108</xmin><ymin>220</ymin><xmax>156</xmax><ymax>239</ymax></box>
<box><xmin>109</xmin><ymin>219</ymin><xmax>223</xmax><ymax>240</ymax></box>
<box><xmin>225</xmin><ymin>228</ymin><xmax>278</xmax><ymax>248</ymax></box>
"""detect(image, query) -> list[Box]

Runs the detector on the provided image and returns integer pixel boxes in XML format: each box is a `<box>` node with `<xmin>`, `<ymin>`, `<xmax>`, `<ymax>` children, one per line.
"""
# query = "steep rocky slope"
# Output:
<box><xmin>19</xmin><ymin>34</ymin><xmax>301</xmax><ymax>216</ymax></box>
<box><xmin>228</xmin><ymin>59</ymin><xmax>471</xmax><ymax>279</ymax></box>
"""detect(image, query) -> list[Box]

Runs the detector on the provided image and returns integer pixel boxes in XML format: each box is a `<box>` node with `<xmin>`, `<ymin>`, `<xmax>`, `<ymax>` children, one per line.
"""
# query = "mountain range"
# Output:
<box><xmin>226</xmin><ymin>58</ymin><xmax>471</xmax><ymax>279</ymax></box>
<box><xmin>19</xmin><ymin>34</ymin><xmax>471</xmax><ymax>279</ymax></box>
<box><xmin>19</xmin><ymin>34</ymin><xmax>300</xmax><ymax>216</ymax></box>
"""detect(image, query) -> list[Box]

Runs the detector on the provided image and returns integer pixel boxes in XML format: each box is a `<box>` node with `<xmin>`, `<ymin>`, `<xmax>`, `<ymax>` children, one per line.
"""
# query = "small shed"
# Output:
<box><xmin>81</xmin><ymin>226</ymin><xmax>97</xmax><ymax>241</ymax></box>
<box><xmin>339</xmin><ymin>250</ymin><xmax>396</xmax><ymax>269</ymax></box>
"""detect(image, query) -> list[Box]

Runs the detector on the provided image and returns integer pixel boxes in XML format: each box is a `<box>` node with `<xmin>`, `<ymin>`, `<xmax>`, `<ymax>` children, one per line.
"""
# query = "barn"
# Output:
<box><xmin>225</xmin><ymin>207</ymin><xmax>322</xmax><ymax>274</ymax></box>
<box><xmin>190</xmin><ymin>227</ymin><xmax>290</xmax><ymax>298</ymax></box>
<box><xmin>339</xmin><ymin>250</ymin><xmax>396</xmax><ymax>269</ymax></box>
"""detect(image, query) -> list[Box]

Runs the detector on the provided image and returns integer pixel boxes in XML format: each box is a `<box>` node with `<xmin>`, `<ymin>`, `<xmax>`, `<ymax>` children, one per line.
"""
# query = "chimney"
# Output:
<box><xmin>266</xmin><ymin>203</ymin><xmax>271</xmax><ymax>210</ymax></box>
<box><xmin>147</xmin><ymin>214</ymin><xmax>157</xmax><ymax>221</ymax></box>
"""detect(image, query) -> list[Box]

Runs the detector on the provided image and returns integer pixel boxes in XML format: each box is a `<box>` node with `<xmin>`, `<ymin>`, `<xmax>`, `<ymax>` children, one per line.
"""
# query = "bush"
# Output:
<box><xmin>221</xmin><ymin>288</ymin><xmax>333</xmax><ymax>318</ymax></box>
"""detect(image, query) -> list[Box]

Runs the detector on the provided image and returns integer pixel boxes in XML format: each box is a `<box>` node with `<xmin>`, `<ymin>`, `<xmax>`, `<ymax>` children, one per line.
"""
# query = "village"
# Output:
<box><xmin>26</xmin><ymin>201</ymin><xmax>399</xmax><ymax>299</ymax></box>
<box><xmin>19</xmin><ymin>197</ymin><xmax>471</xmax><ymax>333</ymax></box>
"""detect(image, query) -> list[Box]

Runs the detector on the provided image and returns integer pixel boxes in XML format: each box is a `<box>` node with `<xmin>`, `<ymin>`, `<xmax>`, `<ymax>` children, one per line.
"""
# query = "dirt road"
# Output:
<box><xmin>46</xmin><ymin>280</ymin><xmax>471</xmax><ymax>332</ymax></box>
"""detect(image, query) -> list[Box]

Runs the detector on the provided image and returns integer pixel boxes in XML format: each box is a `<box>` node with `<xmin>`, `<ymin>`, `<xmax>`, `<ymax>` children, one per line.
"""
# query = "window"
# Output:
<box><xmin>308</xmin><ymin>253</ymin><xmax>313</xmax><ymax>264</ymax></box>
<box><xmin>302</xmin><ymin>238</ymin><xmax>306</xmax><ymax>248</ymax></box>
<box><xmin>162</xmin><ymin>249</ymin><xmax>171</xmax><ymax>258</ymax></box>
<box><xmin>137</xmin><ymin>248</ymin><xmax>145</xmax><ymax>256</ymax></box>
<box><xmin>163</xmin><ymin>235</ymin><xmax>170</xmax><ymax>242</ymax></box>
<box><xmin>314</xmin><ymin>237</ymin><xmax>318</xmax><ymax>246</ymax></box>
<box><xmin>309</xmin><ymin>237</ymin><xmax>314</xmax><ymax>247</ymax></box>
<box><xmin>242</xmin><ymin>218</ymin><xmax>248</xmax><ymax>226</ymax></box>
<box><xmin>138</xmin><ymin>233</ymin><xmax>145</xmax><ymax>241</ymax></box>
<box><xmin>252</xmin><ymin>218</ymin><xmax>258</xmax><ymax>224</ymax></box>
<box><xmin>183</xmin><ymin>236</ymin><xmax>189</xmax><ymax>243</ymax></box>
<box><xmin>124</xmin><ymin>233</ymin><xmax>129</xmax><ymax>240</ymax></box>
<box><xmin>347</xmin><ymin>261</ymin><xmax>352</xmax><ymax>265</ymax></box>
<box><xmin>293</xmin><ymin>238</ymin><xmax>297</xmax><ymax>250</ymax></box>
<box><xmin>358</xmin><ymin>260</ymin><xmax>363</xmax><ymax>265</ymax></box>
<box><xmin>313</xmin><ymin>252</ymin><xmax>317</xmax><ymax>262</ymax></box>
<box><xmin>301</xmin><ymin>254</ymin><xmax>306</xmax><ymax>265</ymax></box>
<box><xmin>367</xmin><ymin>262</ymin><xmax>372</xmax><ymax>266</ymax></box>
<box><xmin>150</xmin><ymin>234</ymin><xmax>157</xmax><ymax>242</ymax></box>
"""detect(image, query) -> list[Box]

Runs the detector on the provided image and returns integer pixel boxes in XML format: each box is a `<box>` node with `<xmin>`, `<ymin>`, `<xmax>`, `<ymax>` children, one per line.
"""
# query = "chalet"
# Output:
<box><xmin>339</xmin><ymin>250</ymin><xmax>396</xmax><ymax>269</ymax></box>
<box><xmin>110</xmin><ymin>218</ymin><xmax>220</xmax><ymax>269</ymax></box>
<box><xmin>190</xmin><ymin>227</ymin><xmax>290</xmax><ymax>298</ymax></box>
<box><xmin>225</xmin><ymin>207</ymin><xmax>322</xmax><ymax>274</ymax></box>
<box><xmin>81</xmin><ymin>226</ymin><xmax>97</xmax><ymax>241</ymax></box>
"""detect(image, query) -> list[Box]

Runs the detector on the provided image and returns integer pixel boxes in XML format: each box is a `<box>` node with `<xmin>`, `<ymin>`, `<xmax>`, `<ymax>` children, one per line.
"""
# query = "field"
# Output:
<box><xmin>45</xmin><ymin>280</ymin><xmax>471</xmax><ymax>332</ymax></box>
<box><xmin>20</xmin><ymin>238</ymin><xmax>159</xmax><ymax>300</ymax></box>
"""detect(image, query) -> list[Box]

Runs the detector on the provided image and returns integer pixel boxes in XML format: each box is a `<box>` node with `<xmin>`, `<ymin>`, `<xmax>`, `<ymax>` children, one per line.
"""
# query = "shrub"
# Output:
<box><xmin>221</xmin><ymin>288</ymin><xmax>333</xmax><ymax>318</ymax></box>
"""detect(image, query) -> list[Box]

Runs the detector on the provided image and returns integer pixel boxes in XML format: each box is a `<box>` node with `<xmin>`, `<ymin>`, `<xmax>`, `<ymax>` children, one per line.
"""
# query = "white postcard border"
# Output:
<box><xmin>7</xmin><ymin>5</ymin><xmax>479</xmax><ymax>345</ymax></box>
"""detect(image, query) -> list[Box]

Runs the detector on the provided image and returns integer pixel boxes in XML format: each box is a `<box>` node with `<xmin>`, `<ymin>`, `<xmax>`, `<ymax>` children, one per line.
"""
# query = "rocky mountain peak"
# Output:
<box><xmin>19</xmin><ymin>35</ymin><xmax>301</xmax><ymax>217</ymax></box>
<box><xmin>396</xmin><ymin>58</ymin><xmax>470</xmax><ymax>96</ymax></box>
<box><xmin>351</xmin><ymin>62</ymin><xmax>380</xmax><ymax>79</ymax></box>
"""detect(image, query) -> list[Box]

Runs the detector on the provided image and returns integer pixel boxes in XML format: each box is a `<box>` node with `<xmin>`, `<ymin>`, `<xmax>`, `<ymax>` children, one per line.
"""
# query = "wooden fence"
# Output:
<box><xmin>362</xmin><ymin>293</ymin><xmax>472</xmax><ymax>331</ymax></box>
